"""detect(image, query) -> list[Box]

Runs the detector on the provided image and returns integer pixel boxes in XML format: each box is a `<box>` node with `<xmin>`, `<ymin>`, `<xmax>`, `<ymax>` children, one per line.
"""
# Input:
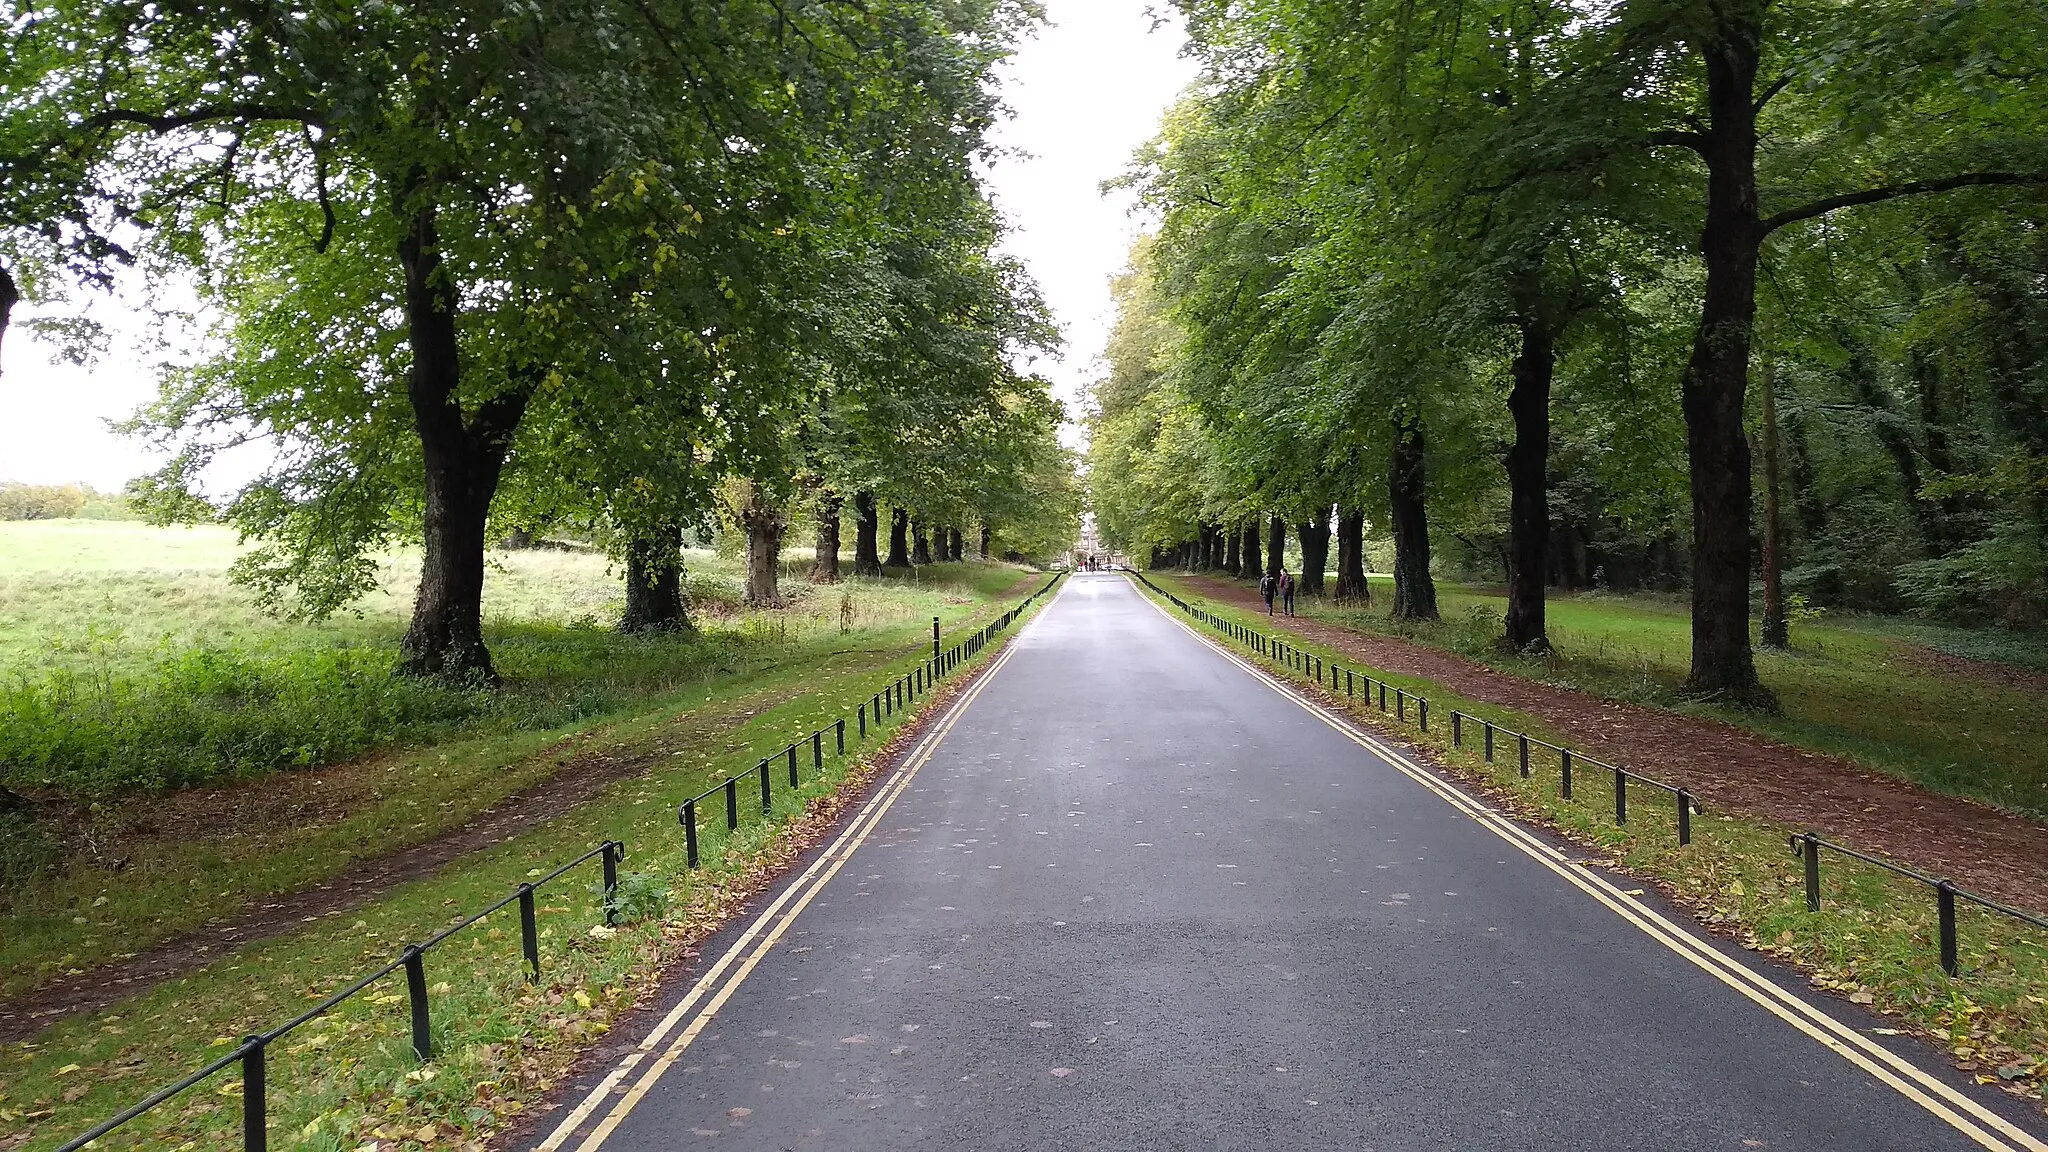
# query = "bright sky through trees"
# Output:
<box><xmin>0</xmin><ymin>1</ymin><xmax>1194</xmax><ymax>488</ymax></box>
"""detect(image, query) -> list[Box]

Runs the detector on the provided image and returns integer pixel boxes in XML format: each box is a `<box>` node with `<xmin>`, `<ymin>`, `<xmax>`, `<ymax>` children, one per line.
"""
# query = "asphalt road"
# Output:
<box><xmin>536</xmin><ymin>572</ymin><xmax>2047</xmax><ymax>1152</ymax></box>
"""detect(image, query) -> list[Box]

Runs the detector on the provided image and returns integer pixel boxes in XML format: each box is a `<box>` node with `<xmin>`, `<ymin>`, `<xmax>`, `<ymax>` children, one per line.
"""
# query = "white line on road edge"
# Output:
<box><xmin>1128</xmin><ymin>575</ymin><xmax>2047</xmax><ymax>1152</ymax></box>
<box><xmin>533</xmin><ymin>591</ymin><xmax>1057</xmax><ymax>1152</ymax></box>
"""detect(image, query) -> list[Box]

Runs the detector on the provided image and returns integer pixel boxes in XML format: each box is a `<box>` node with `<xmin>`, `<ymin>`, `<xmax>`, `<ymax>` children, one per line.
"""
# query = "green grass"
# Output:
<box><xmin>0</xmin><ymin>579</ymin><xmax>1058</xmax><ymax>1151</ymax></box>
<box><xmin>1208</xmin><ymin>572</ymin><xmax>2048</xmax><ymax>819</ymax></box>
<box><xmin>1135</xmin><ymin>576</ymin><xmax>2048</xmax><ymax>1115</ymax></box>
<box><xmin>0</xmin><ymin>520</ymin><xmax>1026</xmax><ymax>797</ymax></box>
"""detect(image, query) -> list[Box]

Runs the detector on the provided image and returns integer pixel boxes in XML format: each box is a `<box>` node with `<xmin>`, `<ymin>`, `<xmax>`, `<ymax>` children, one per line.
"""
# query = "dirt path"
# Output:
<box><xmin>0</xmin><ymin>695</ymin><xmax>780</xmax><ymax>1044</ymax></box>
<box><xmin>1180</xmin><ymin>575</ymin><xmax>2048</xmax><ymax>914</ymax></box>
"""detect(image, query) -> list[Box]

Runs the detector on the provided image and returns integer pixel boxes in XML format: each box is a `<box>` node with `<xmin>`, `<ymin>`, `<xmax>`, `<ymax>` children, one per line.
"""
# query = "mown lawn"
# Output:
<box><xmin>1247</xmin><ymin>573</ymin><xmax>2048</xmax><ymax>819</ymax></box>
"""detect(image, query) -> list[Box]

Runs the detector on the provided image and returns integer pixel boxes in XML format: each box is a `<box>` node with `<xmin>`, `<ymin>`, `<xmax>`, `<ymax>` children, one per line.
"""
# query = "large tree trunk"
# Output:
<box><xmin>1265</xmin><ymin>514</ymin><xmax>1285</xmax><ymax>579</ymax></box>
<box><xmin>620</xmin><ymin>526</ymin><xmax>690</xmax><ymax>632</ymax></box>
<box><xmin>853</xmin><ymin>490</ymin><xmax>884</xmax><ymax>575</ymax></box>
<box><xmin>886</xmin><ymin>507</ymin><xmax>911</xmax><ymax>567</ymax></box>
<box><xmin>1758</xmin><ymin>351</ymin><xmax>1788</xmax><ymax>649</ymax></box>
<box><xmin>1504</xmin><ymin>315</ymin><xmax>1554</xmax><ymax>653</ymax></box>
<box><xmin>911</xmin><ymin>518</ymin><xmax>933</xmax><ymax>565</ymax></box>
<box><xmin>1678</xmin><ymin>9</ymin><xmax>1774</xmax><ymax>708</ymax></box>
<box><xmin>1297</xmin><ymin>511</ymin><xmax>1330</xmax><ymax>596</ymax></box>
<box><xmin>948</xmin><ymin>526</ymin><xmax>964</xmax><ymax>561</ymax></box>
<box><xmin>979</xmin><ymin>524</ymin><xmax>992</xmax><ymax>559</ymax></box>
<box><xmin>1334</xmin><ymin>507</ymin><xmax>1369</xmax><ymax>603</ymax></box>
<box><xmin>1241</xmin><ymin>519</ymin><xmax>1262</xmax><ymax>580</ymax></box>
<box><xmin>1224</xmin><ymin>524</ymin><xmax>1241</xmax><ymax>575</ymax></box>
<box><xmin>396</xmin><ymin>199</ymin><xmax>530</xmax><ymax>683</ymax></box>
<box><xmin>737</xmin><ymin>484</ymin><xmax>785</xmax><ymax>608</ymax></box>
<box><xmin>811</xmin><ymin>489</ymin><xmax>843</xmax><ymax>583</ymax></box>
<box><xmin>1389</xmin><ymin>415</ymin><xmax>1439</xmax><ymax>621</ymax></box>
<box><xmin>0</xmin><ymin>263</ymin><xmax>17</xmax><ymax>377</ymax></box>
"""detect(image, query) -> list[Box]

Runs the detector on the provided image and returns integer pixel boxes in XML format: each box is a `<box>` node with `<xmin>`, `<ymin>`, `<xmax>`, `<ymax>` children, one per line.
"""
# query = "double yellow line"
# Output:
<box><xmin>534</xmin><ymin>603</ymin><xmax>1047</xmax><ymax>1152</ymax></box>
<box><xmin>1133</xmin><ymin>578</ymin><xmax>2046</xmax><ymax>1152</ymax></box>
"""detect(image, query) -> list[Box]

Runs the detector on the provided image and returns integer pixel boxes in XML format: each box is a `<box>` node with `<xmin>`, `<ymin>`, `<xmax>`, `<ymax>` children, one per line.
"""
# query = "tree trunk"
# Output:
<box><xmin>1678</xmin><ymin>8</ymin><xmax>1775</xmax><ymax>708</ymax></box>
<box><xmin>886</xmin><ymin>507</ymin><xmax>911</xmax><ymax>567</ymax></box>
<box><xmin>620</xmin><ymin>526</ymin><xmax>690</xmax><ymax>632</ymax></box>
<box><xmin>1265</xmin><ymin>514</ymin><xmax>1285</xmax><ymax>579</ymax></box>
<box><xmin>979</xmin><ymin>525</ymin><xmax>992</xmax><ymax>559</ymax></box>
<box><xmin>1334</xmin><ymin>507</ymin><xmax>1369</xmax><ymax>603</ymax></box>
<box><xmin>1241</xmin><ymin>520</ymin><xmax>1262</xmax><ymax>580</ymax></box>
<box><xmin>1224</xmin><ymin>524</ymin><xmax>1241</xmax><ymax>575</ymax></box>
<box><xmin>1504</xmin><ymin>316</ymin><xmax>1554</xmax><ymax>653</ymax></box>
<box><xmin>1389</xmin><ymin>414</ymin><xmax>1439</xmax><ymax>621</ymax></box>
<box><xmin>1758</xmin><ymin>350</ymin><xmax>1789</xmax><ymax>649</ymax></box>
<box><xmin>0</xmin><ymin>263</ymin><xmax>16</xmax><ymax>377</ymax></box>
<box><xmin>911</xmin><ymin>518</ymin><xmax>933</xmax><ymax>565</ymax></box>
<box><xmin>949</xmin><ymin>526</ymin><xmax>964</xmax><ymax>561</ymax></box>
<box><xmin>811</xmin><ymin>490</ymin><xmax>843</xmax><ymax>583</ymax></box>
<box><xmin>738</xmin><ymin>485</ymin><xmax>785</xmax><ymax>608</ymax></box>
<box><xmin>1297</xmin><ymin>511</ymin><xmax>1330</xmax><ymax>595</ymax></box>
<box><xmin>853</xmin><ymin>490</ymin><xmax>884</xmax><ymax>575</ymax></box>
<box><xmin>396</xmin><ymin>198</ymin><xmax>530</xmax><ymax>683</ymax></box>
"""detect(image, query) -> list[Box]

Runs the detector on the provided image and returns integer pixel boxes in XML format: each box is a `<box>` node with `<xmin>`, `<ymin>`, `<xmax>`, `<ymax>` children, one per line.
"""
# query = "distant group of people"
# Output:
<box><xmin>1258</xmin><ymin>570</ymin><xmax>1296</xmax><ymax>617</ymax></box>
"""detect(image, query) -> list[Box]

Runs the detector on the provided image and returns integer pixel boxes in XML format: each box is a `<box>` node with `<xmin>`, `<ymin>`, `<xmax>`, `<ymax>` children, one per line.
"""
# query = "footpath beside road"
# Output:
<box><xmin>531</xmin><ymin>573</ymin><xmax>2047</xmax><ymax>1152</ymax></box>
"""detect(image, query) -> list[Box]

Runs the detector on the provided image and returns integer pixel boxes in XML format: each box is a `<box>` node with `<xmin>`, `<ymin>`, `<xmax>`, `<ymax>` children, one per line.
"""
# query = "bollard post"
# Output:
<box><xmin>1801</xmin><ymin>832</ymin><xmax>1821</xmax><ymax>911</ymax></box>
<box><xmin>1937</xmin><ymin>881</ymin><xmax>1959</xmax><ymax>976</ymax></box>
<box><xmin>517</xmin><ymin>884</ymin><xmax>540</xmax><ymax>981</ymax></box>
<box><xmin>836</xmin><ymin>719</ymin><xmax>845</xmax><ymax>755</ymax></box>
<box><xmin>1484</xmin><ymin>721</ymin><xmax>1495</xmax><ymax>762</ymax></box>
<box><xmin>1613</xmin><ymin>769</ymin><xmax>1626</xmax><ymax>824</ymax></box>
<box><xmin>602</xmin><ymin>841</ymin><xmax>620</xmax><ymax>925</ymax></box>
<box><xmin>1453</xmin><ymin>712</ymin><xmax>1462</xmax><ymax>748</ymax></box>
<box><xmin>1676</xmin><ymin>790</ymin><xmax>1693</xmax><ymax>846</ymax></box>
<box><xmin>725</xmin><ymin>777</ymin><xmax>739</xmax><ymax>829</ymax></box>
<box><xmin>1419</xmin><ymin>699</ymin><xmax>1428</xmax><ymax>731</ymax></box>
<box><xmin>933</xmin><ymin>616</ymin><xmax>940</xmax><ymax>663</ymax></box>
<box><xmin>404</xmin><ymin>944</ymin><xmax>433</xmax><ymax>1058</ymax></box>
<box><xmin>1518</xmin><ymin>734</ymin><xmax>1530</xmax><ymax>778</ymax></box>
<box><xmin>1560</xmin><ymin>748</ymin><xmax>1573</xmax><ymax>799</ymax></box>
<box><xmin>682</xmin><ymin>800</ymin><xmax>700</xmax><ymax>868</ymax></box>
<box><xmin>761</xmin><ymin>757</ymin><xmax>774</xmax><ymax>813</ymax></box>
<box><xmin>242</xmin><ymin>1036</ymin><xmax>268</xmax><ymax>1152</ymax></box>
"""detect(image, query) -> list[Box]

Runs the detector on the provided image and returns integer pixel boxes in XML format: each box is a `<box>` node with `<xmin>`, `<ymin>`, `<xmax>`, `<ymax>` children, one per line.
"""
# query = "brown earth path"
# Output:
<box><xmin>1178</xmin><ymin>574</ymin><xmax>2048</xmax><ymax>915</ymax></box>
<box><xmin>0</xmin><ymin>691</ymin><xmax>788</xmax><ymax>1044</ymax></box>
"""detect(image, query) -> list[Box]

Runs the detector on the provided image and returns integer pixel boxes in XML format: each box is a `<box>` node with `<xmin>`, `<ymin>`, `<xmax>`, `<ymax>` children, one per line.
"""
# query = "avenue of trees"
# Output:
<box><xmin>1087</xmin><ymin>0</ymin><xmax>2048</xmax><ymax>709</ymax></box>
<box><xmin>0</xmin><ymin>0</ymin><xmax>1073</xmax><ymax>683</ymax></box>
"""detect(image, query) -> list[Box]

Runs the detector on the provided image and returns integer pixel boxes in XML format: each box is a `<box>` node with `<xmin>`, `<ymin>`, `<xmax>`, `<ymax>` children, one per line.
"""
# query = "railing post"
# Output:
<box><xmin>1676</xmin><ymin>790</ymin><xmax>1693</xmax><ymax>846</ymax></box>
<box><xmin>1346</xmin><ymin>669</ymin><xmax>1354</xmax><ymax>697</ymax></box>
<box><xmin>760</xmin><ymin>757</ymin><xmax>774</xmax><ymax>814</ymax></box>
<box><xmin>859</xmin><ymin>702</ymin><xmax>868</xmax><ymax>738</ymax></box>
<box><xmin>1801</xmin><ymin>832</ymin><xmax>1821</xmax><ymax>911</ymax></box>
<box><xmin>241</xmin><ymin>1037</ymin><xmax>268</xmax><ymax>1152</ymax></box>
<box><xmin>1560</xmin><ymin>748</ymin><xmax>1573</xmax><ymax>799</ymax></box>
<box><xmin>1937</xmin><ymin>880</ymin><xmax>1959</xmax><ymax>976</ymax></box>
<box><xmin>1452</xmin><ymin>712</ymin><xmax>1462</xmax><ymax>748</ymax></box>
<box><xmin>810</xmin><ymin>733</ymin><xmax>820</xmax><ymax>775</ymax></box>
<box><xmin>404</xmin><ymin>944</ymin><xmax>433</xmax><ymax>1057</ymax></box>
<box><xmin>933</xmin><ymin>616</ymin><xmax>940</xmax><ymax>663</ymax></box>
<box><xmin>725</xmin><ymin>777</ymin><xmax>739</xmax><ymax>829</ymax></box>
<box><xmin>682</xmin><ymin>800</ymin><xmax>699</xmax><ymax>868</ymax></box>
<box><xmin>1395</xmin><ymin>690</ymin><xmax>1405</xmax><ymax>722</ymax></box>
<box><xmin>836</xmin><ymin>718</ymin><xmax>845</xmax><ymax>755</ymax></box>
<box><xmin>1613</xmin><ymin>770</ymin><xmax>1626</xmax><ymax>824</ymax></box>
<box><xmin>1379</xmin><ymin>682</ymin><xmax>1387</xmax><ymax>712</ymax></box>
<box><xmin>517</xmin><ymin>884</ymin><xmax>540</xmax><ymax>982</ymax></box>
<box><xmin>601</xmin><ymin>841</ymin><xmax>620</xmax><ymax>925</ymax></box>
<box><xmin>1418</xmin><ymin>698</ymin><xmax>1428</xmax><ymax>732</ymax></box>
<box><xmin>1518</xmin><ymin>734</ymin><xmax>1530</xmax><ymax>778</ymax></box>
<box><xmin>1484</xmin><ymin>720</ymin><xmax>1495</xmax><ymax>763</ymax></box>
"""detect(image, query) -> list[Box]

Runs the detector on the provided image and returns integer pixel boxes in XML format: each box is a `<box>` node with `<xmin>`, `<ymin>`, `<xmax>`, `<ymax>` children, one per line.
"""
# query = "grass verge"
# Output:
<box><xmin>1132</xmin><ymin>575</ymin><xmax>2048</xmax><ymax>1119</ymax></box>
<box><xmin>0</xmin><ymin>576</ymin><xmax>1060</xmax><ymax>1152</ymax></box>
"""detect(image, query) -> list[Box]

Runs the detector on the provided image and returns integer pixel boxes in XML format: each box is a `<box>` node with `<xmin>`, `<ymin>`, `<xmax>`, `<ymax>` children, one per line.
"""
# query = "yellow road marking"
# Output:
<box><xmin>1129</xmin><ymin>577</ymin><xmax>2046</xmax><ymax>1152</ymax></box>
<box><xmin>539</xmin><ymin>600</ymin><xmax>1049</xmax><ymax>1152</ymax></box>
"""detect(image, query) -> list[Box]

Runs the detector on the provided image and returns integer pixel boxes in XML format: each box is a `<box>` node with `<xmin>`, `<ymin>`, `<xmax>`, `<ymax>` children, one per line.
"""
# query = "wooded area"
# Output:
<box><xmin>1086</xmin><ymin>0</ymin><xmax>2048</xmax><ymax>710</ymax></box>
<box><xmin>0</xmin><ymin>0</ymin><xmax>1074</xmax><ymax>685</ymax></box>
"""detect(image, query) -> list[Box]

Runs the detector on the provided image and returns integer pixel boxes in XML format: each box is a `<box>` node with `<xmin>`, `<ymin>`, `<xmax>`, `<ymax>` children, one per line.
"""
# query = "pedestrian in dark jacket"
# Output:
<box><xmin>1280</xmin><ymin>570</ymin><xmax>1296</xmax><ymax>616</ymax></box>
<box><xmin>1259</xmin><ymin>572</ymin><xmax>1276</xmax><ymax>615</ymax></box>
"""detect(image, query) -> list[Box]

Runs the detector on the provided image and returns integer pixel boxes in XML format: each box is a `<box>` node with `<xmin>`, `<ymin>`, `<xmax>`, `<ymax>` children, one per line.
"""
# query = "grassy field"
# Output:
<box><xmin>0</xmin><ymin>520</ymin><xmax>1016</xmax><ymax>798</ymax></box>
<box><xmin>1134</xmin><ymin>576</ymin><xmax>2048</xmax><ymax>1120</ymax></box>
<box><xmin>0</xmin><ymin>577</ymin><xmax>1058</xmax><ymax>1151</ymax></box>
<box><xmin>1227</xmin><ymin>572</ymin><xmax>2048</xmax><ymax>819</ymax></box>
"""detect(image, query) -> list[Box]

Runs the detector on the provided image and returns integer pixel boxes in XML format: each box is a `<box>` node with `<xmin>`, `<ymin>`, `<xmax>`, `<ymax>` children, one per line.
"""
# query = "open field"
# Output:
<box><xmin>1210</xmin><ymin>571</ymin><xmax>2048</xmax><ymax>820</ymax></box>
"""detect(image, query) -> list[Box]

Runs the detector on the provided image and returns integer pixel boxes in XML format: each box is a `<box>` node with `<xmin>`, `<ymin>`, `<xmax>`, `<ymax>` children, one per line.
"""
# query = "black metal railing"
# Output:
<box><xmin>1125</xmin><ymin>568</ymin><xmax>2048</xmax><ymax>980</ymax></box>
<box><xmin>59</xmin><ymin>571</ymin><xmax>1063</xmax><ymax>1152</ymax></box>
<box><xmin>58</xmin><ymin>840</ymin><xmax>625</xmax><ymax>1152</ymax></box>
<box><xmin>676</xmin><ymin>571</ymin><xmax>1062</xmax><ymax>867</ymax></box>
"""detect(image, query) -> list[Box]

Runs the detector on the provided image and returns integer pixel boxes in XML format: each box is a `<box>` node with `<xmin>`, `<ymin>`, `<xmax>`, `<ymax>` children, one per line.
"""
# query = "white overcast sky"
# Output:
<box><xmin>0</xmin><ymin>2</ymin><xmax>1196</xmax><ymax>489</ymax></box>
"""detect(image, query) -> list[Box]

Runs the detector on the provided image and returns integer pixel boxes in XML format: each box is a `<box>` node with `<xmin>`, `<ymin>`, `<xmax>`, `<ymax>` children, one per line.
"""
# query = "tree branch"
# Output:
<box><xmin>1645</xmin><ymin>129</ymin><xmax>1706</xmax><ymax>154</ymax></box>
<box><xmin>85</xmin><ymin>103</ymin><xmax>325</xmax><ymax>134</ymax></box>
<box><xmin>1753</xmin><ymin>71</ymin><xmax>1795</xmax><ymax>114</ymax></box>
<box><xmin>1761</xmin><ymin>170</ymin><xmax>2048</xmax><ymax>235</ymax></box>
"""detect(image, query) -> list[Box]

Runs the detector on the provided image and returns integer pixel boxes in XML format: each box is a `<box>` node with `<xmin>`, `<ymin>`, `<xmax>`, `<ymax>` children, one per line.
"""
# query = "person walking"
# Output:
<box><xmin>1259</xmin><ymin>571</ymin><xmax>1277</xmax><ymax>616</ymax></box>
<box><xmin>1280</xmin><ymin>570</ymin><xmax>1297</xmax><ymax>617</ymax></box>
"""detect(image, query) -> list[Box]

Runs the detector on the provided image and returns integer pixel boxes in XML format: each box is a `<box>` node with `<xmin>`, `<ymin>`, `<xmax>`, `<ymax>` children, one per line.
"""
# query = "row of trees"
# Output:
<box><xmin>1087</xmin><ymin>0</ymin><xmax>2048</xmax><ymax>709</ymax></box>
<box><xmin>0</xmin><ymin>0</ymin><xmax>1071</xmax><ymax>681</ymax></box>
